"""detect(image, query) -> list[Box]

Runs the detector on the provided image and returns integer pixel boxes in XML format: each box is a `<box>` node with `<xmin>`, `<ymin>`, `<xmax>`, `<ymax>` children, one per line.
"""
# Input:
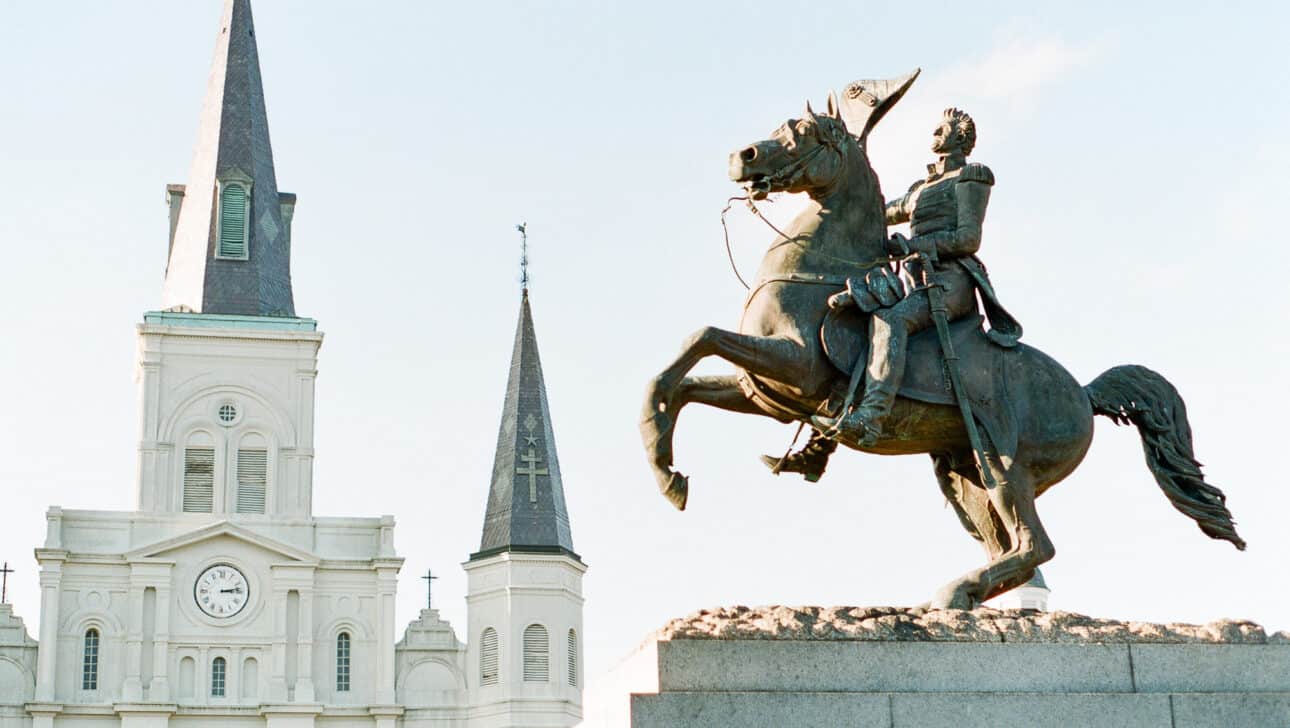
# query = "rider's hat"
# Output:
<box><xmin>838</xmin><ymin>68</ymin><xmax>921</xmax><ymax>140</ymax></box>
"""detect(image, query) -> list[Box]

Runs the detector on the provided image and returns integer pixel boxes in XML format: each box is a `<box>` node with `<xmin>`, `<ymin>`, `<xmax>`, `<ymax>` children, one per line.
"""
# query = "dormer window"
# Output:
<box><xmin>216</xmin><ymin>174</ymin><xmax>252</xmax><ymax>260</ymax></box>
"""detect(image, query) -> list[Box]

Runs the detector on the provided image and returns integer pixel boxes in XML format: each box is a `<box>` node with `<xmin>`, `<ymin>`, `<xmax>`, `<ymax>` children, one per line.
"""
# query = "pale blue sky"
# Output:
<box><xmin>1</xmin><ymin>1</ymin><xmax>1287</xmax><ymax>685</ymax></box>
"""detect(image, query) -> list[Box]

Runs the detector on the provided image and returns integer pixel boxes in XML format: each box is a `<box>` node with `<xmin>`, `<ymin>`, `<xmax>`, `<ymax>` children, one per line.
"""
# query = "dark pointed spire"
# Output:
<box><xmin>162</xmin><ymin>0</ymin><xmax>296</xmax><ymax>317</ymax></box>
<box><xmin>471</xmin><ymin>291</ymin><xmax>578</xmax><ymax>561</ymax></box>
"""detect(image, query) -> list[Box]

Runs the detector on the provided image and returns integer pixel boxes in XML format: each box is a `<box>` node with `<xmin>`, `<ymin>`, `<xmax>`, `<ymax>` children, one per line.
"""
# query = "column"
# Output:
<box><xmin>267</xmin><ymin>586</ymin><xmax>289</xmax><ymax>702</ymax></box>
<box><xmin>375</xmin><ymin>564</ymin><xmax>399</xmax><ymax>705</ymax></box>
<box><xmin>34</xmin><ymin>555</ymin><xmax>64</xmax><ymax>701</ymax></box>
<box><xmin>135</xmin><ymin>333</ymin><xmax>165</xmax><ymax>511</ymax></box>
<box><xmin>151</xmin><ymin>582</ymin><xmax>172</xmax><ymax>701</ymax></box>
<box><xmin>294</xmin><ymin>584</ymin><xmax>315</xmax><ymax>702</ymax></box>
<box><xmin>197</xmin><ymin>646</ymin><xmax>209</xmax><ymax>706</ymax></box>
<box><xmin>122</xmin><ymin>583</ymin><xmax>145</xmax><ymax>701</ymax></box>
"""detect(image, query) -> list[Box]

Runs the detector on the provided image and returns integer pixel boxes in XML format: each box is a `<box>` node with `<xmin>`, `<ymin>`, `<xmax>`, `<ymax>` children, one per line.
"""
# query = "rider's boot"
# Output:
<box><xmin>812</xmin><ymin>314</ymin><xmax>908</xmax><ymax>445</ymax></box>
<box><xmin>760</xmin><ymin>429</ymin><xmax>837</xmax><ymax>482</ymax></box>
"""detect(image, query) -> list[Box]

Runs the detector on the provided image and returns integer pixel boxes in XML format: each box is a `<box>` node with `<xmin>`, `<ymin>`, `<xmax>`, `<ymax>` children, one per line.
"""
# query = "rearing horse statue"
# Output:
<box><xmin>640</xmin><ymin>72</ymin><xmax>1243</xmax><ymax>609</ymax></box>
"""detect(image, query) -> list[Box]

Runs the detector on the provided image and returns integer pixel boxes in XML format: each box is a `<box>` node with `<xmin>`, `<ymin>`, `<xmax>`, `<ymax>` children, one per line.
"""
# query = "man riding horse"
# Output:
<box><xmin>642</xmin><ymin>72</ymin><xmax>1242</xmax><ymax>609</ymax></box>
<box><xmin>766</xmin><ymin>106</ymin><xmax>1021</xmax><ymax>478</ymax></box>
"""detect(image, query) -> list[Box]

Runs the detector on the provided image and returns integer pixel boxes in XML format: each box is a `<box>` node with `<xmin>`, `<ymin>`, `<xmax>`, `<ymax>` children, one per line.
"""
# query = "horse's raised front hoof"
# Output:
<box><xmin>662</xmin><ymin>471</ymin><xmax>689</xmax><ymax>511</ymax></box>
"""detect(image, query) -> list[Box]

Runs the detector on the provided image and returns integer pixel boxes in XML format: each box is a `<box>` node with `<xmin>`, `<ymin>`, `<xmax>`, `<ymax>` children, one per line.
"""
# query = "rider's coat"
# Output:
<box><xmin>887</xmin><ymin>162</ymin><xmax>1022</xmax><ymax>346</ymax></box>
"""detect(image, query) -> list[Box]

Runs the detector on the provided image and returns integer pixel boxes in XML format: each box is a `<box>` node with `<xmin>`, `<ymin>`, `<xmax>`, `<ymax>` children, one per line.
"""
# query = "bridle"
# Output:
<box><xmin>721</xmin><ymin>124</ymin><xmax>889</xmax><ymax>292</ymax></box>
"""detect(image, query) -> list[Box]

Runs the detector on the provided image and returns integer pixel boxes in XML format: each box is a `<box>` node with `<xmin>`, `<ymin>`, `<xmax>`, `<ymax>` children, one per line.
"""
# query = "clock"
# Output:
<box><xmin>194</xmin><ymin>564</ymin><xmax>250</xmax><ymax>619</ymax></box>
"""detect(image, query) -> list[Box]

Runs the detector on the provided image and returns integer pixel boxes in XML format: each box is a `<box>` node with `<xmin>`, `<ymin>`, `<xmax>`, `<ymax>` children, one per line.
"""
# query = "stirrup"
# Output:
<box><xmin>812</xmin><ymin>410</ymin><xmax>882</xmax><ymax>446</ymax></box>
<box><xmin>759</xmin><ymin>452</ymin><xmax>825</xmax><ymax>483</ymax></box>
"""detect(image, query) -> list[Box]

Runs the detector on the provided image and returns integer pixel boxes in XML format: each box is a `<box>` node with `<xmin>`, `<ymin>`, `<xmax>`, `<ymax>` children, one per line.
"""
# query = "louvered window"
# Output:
<box><xmin>82</xmin><ymin>629</ymin><xmax>99</xmax><ymax>690</ymax></box>
<box><xmin>523</xmin><ymin>624</ymin><xmax>548</xmax><ymax>682</ymax></box>
<box><xmin>211</xmin><ymin>657</ymin><xmax>226</xmax><ymax>697</ymax></box>
<box><xmin>479</xmin><ymin>628</ymin><xmax>499</xmax><ymax>686</ymax></box>
<box><xmin>182</xmin><ymin>447</ymin><xmax>215</xmax><ymax>513</ymax></box>
<box><xmin>218</xmin><ymin>182</ymin><xmax>248</xmax><ymax>258</ymax></box>
<box><xmin>236</xmin><ymin>448</ymin><xmax>267</xmax><ymax>514</ymax></box>
<box><xmin>336</xmin><ymin>632</ymin><xmax>351</xmax><ymax>692</ymax></box>
<box><xmin>567</xmin><ymin>629</ymin><xmax>578</xmax><ymax>686</ymax></box>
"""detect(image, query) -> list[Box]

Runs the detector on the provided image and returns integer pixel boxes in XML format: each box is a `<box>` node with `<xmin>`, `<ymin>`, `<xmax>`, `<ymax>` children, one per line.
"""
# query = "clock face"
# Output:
<box><xmin>194</xmin><ymin>564</ymin><xmax>250</xmax><ymax>619</ymax></box>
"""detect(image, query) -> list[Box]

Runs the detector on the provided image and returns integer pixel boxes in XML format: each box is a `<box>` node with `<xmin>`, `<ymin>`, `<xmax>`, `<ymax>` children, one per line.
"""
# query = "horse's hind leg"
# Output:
<box><xmin>933</xmin><ymin>454</ymin><xmax>1010</xmax><ymax>559</ymax></box>
<box><xmin>930</xmin><ymin>459</ymin><xmax>1054</xmax><ymax>609</ymax></box>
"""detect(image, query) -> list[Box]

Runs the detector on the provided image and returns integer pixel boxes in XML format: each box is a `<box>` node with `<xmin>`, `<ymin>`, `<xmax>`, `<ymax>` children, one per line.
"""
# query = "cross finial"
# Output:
<box><xmin>421</xmin><ymin>568</ymin><xmax>439</xmax><ymax>610</ymax></box>
<box><xmin>0</xmin><ymin>562</ymin><xmax>13</xmax><ymax>604</ymax></box>
<box><xmin>516</xmin><ymin>222</ymin><xmax>528</xmax><ymax>292</ymax></box>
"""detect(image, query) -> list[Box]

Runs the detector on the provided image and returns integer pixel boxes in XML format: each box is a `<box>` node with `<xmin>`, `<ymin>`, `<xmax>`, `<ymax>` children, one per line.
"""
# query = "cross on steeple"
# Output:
<box><xmin>420</xmin><ymin>569</ymin><xmax>439</xmax><ymax>610</ymax></box>
<box><xmin>0</xmin><ymin>562</ymin><xmax>13</xmax><ymax>604</ymax></box>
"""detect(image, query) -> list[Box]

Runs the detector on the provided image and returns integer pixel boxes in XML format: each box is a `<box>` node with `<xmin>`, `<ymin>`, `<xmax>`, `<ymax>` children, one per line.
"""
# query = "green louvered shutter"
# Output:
<box><xmin>218</xmin><ymin>183</ymin><xmax>247</xmax><ymax>258</ymax></box>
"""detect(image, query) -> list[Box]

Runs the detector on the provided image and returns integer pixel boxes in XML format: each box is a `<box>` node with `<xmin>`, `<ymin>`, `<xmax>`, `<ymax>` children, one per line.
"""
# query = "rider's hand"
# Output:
<box><xmin>886</xmin><ymin>232</ymin><xmax>910</xmax><ymax>257</ymax></box>
<box><xmin>827</xmin><ymin>290</ymin><xmax>853</xmax><ymax>310</ymax></box>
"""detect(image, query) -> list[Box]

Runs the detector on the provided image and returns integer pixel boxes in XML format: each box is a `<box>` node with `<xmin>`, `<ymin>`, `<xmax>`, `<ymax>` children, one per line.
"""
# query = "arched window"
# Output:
<box><xmin>235</xmin><ymin>434</ymin><xmax>268</xmax><ymax>514</ymax></box>
<box><xmin>522</xmin><ymin>624</ymin><xmax>549</xmax><ymax>682</ymax></box>
<box><xmin>211</xmin><ymin>657</ymin><xmax>226</xmax><ymax>697</ymax></box>
<box><xmin>217</xmin><ymin>181</ymin><xmax>249</xmax><ymax>258</ymax></box>
<box><xmin>182</xmin><ymin>433</ymin><xmax>215</xmax><ymax>513</ymax></box>
<box><xmin>567</xmin><ymin>629</ymin><xmax>578</xmax><ymax>686</ymax></box>
<box><xmin>336</xmin><ymin>632</ymin><xmax>351</xmax><ymax>692</ymax></box>
<box><xmin>81</xmin><ymin>629</ymin><xmax>100</xmax><ymax>690</ymax></box>
<box><xmin>479</xmin><ymin>628</ymin><xmax>499</xmax><ymax>686</ymax></box>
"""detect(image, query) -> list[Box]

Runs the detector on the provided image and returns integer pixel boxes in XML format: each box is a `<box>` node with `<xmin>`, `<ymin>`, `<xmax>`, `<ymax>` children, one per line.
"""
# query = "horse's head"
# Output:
<box><xmin>728</xmin><ymin>92</ymin><xmax>855</xmax><ymax>201</ymax></box>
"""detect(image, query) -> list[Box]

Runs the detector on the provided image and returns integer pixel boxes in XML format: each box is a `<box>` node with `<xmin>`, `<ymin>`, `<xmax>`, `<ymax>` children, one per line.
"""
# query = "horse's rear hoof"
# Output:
<box><xmin>663</xmin><ymin>472</ymin><xmax>689</xmax><ymax>511</ymax></box>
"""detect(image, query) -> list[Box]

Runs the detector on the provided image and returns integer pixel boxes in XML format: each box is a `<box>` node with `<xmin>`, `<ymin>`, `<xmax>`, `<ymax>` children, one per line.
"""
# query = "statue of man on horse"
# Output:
<box><xmin>640</xmin><ymin>69</ymin><xmax>1243</xmax><ymax>609</ymax></box>
<box><xmin>772</xmin><ymin>104</ymin><xmax>1022</xmax><ymax>477</ymax></box>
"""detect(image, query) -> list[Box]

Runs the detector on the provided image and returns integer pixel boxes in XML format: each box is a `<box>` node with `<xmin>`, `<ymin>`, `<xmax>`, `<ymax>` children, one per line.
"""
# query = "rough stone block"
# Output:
<box><xmin>1169</xmin><ymin>692</ymin><xmax>1290</xmax><ymax>728</ymax></box>
<box><xmin>1130</xmin><ymin>645</ymin><xmax>1290</xmax><ymax>692</ymax></box>
<box><xmin>631</xmin><ymin>692</ymin><xmax>890</xmax><ymax>728</ymax></box>
<box><xmin>657</xmin><ymin>640</ymin><xmax>1133</xmax><ymax>693</ymax></box>
<box><xmin>890</xmin><ymin>692</ymin><xmax>1173</xmax><ymax>728</ymax></box>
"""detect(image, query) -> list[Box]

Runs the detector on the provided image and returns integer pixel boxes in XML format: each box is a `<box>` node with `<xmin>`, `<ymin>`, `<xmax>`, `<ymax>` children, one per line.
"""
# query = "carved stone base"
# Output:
<box><xmin>590</xmin><ymin>607</ymin><xmax>1290</xmax><ymax>728</ymax></box>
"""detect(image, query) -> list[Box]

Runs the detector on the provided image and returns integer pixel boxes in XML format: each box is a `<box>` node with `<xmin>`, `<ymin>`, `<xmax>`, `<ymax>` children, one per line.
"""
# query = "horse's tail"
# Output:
<box><xmin>1084</xmin><ymin>364</ymin><xmax>1246</xmax><ymax>550</ymax></box>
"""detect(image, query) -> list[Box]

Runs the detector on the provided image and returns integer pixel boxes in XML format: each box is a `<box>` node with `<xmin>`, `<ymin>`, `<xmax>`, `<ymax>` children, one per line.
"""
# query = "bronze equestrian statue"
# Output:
<box><xmin>640</xmin><ymin>70</ymin><xmax>1243</xmax><ymax>610</ymax></box>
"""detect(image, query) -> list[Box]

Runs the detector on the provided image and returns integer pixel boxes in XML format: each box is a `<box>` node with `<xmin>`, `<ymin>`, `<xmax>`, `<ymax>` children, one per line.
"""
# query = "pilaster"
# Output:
<box><xmin>122</xmin><ymin>583</ymin><xmax>146</xmax><ymax>701</ymax></box>
<box><xmin>375</xmin><ymin>559</ymin><xmax>401</xmax><ymax>705</ymax></box>
<box><xmin>33</xmin><ymin>550</ymin><xmax>65</xmax><ymax>702</ymax></box>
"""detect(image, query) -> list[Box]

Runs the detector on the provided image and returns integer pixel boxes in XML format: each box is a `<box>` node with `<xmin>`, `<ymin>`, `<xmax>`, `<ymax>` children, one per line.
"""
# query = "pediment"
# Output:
<box><xmin>127</xmin><ymin>521</ymin><xmax>318</xmax><ymax>564</ymax></box>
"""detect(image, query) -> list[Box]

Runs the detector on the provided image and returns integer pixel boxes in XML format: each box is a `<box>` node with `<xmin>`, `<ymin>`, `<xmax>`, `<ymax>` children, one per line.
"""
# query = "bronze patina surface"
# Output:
<box><xmin>640</xmin><ymin>71</ymin><xmax>1243</xmax><ymax>610</ymax></box>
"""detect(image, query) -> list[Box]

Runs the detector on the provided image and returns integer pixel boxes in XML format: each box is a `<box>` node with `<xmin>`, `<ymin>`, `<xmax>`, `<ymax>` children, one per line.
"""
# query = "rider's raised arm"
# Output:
<box><xmin>909</xmin><ymin>164</ymin><xmax>994</xmax><ymax>259</ymax></box>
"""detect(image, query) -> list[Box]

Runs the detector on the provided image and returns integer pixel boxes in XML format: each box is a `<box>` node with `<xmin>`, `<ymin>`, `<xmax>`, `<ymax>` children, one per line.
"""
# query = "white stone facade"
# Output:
<box><xmin>0</xmin><ymin>312</ymin><xmax>584</xmax><ymax>727</ymax></box>
<box><xmin>461</xmin><ymin>553</ymin><xmax>585</xmax><ymax>728</ymax></box>
<box><xmin>134</xmin><ymin>313</ymin><xmax>323</xmax><ymax>520</ymax></box>
<box><xmin>4</xmin><ymin>3</ymin><xmax>585</xmax><ymax>723</ymax></box>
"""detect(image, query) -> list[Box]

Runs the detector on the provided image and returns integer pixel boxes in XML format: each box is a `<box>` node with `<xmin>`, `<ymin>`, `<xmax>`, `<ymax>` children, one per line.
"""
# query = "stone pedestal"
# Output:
<box><xmin>601</xmin><ymin>607</ymin><xmax>1290</xmax><ymax>728</ymax></box>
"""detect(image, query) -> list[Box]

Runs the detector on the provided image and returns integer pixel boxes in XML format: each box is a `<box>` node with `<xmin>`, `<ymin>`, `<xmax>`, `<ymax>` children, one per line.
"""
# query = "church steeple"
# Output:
<box><xmin>162</xmin><ymin>0</ymin><xmax>296</xmax><ymax>317</ymax></box>
<box><xmin>471</xmin><ymin>290</ymin><xmax>578</xmax><ymax>561</ymax></box>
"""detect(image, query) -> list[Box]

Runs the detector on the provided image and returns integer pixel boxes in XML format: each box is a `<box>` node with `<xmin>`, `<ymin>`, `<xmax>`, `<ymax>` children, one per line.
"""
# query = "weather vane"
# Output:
<box><xmin>516</xmin><ymin>222</ymin><xmax>528</xmax><ymax>290</ymax></box>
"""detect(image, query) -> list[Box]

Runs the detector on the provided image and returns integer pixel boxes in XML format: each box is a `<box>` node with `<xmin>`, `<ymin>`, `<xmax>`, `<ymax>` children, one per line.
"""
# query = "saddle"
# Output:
<box><xmin>820</xmin><ymin>308</ymin><xmax>1018</xmax><ymax>459</ymax></box>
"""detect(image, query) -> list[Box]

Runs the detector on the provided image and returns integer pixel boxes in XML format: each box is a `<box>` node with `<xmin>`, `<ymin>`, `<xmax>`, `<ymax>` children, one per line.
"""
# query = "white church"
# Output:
<box><xmin>0</xmin><ymin>2</ymin><xmax>585</xmax><ymax>727</ymax></box>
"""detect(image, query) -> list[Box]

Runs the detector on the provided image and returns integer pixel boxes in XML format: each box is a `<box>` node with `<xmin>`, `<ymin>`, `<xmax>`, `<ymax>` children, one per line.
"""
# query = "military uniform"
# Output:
<box><xmin>810</xmin><ymin>159</ymin><xmax>1022</xmax><ymax>444</ymax></box>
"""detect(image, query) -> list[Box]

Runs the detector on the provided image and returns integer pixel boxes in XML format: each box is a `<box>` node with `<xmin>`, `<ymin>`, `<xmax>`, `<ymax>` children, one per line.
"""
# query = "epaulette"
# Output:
<box><xmin>959</xmin><ymin>163</ymin><xmax>995</xmax><ymax>186</ymax></box>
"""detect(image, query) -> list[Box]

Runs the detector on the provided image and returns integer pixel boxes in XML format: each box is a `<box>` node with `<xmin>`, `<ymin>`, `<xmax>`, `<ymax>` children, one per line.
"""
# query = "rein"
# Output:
<box><xmin>720</xmin><ymin>191</ymin><xmax>890</xmax><ymax>296</ymax></box>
